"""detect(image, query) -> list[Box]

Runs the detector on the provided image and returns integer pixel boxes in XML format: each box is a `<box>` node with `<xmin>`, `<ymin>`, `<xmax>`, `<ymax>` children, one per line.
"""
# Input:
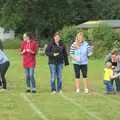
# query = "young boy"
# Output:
<box><xmin>104</xmin><ymin>62</ymin><xmax>115</xmax><ymax>94</ymax></box>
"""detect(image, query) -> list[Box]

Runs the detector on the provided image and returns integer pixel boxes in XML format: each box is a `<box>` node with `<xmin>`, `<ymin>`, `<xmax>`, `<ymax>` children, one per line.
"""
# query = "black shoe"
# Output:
<box><xmin>26</xmin><ymin>89</ymin><xmax>31</xmax><ymax>93</ymax></box>
<box><xmin>32</xmin><ymin>90</ymin><xmax>36</xmax><ymax>93</ymax></box>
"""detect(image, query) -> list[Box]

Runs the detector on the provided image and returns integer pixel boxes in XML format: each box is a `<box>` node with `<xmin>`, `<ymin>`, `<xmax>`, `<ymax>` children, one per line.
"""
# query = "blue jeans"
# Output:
<box><xmin>49</xmin><ymin>64</ymin><xmax>63</xmax><ymax>92</ymax></box>
<box><xmin>25</xmin><ymin>68</ymin><xmax>36</xmax><ymax>90</ymax></box>
<box><xmin>104</xmin><ymin>80</ymin><xmax>113</xmax><ymax>93</ymax></box>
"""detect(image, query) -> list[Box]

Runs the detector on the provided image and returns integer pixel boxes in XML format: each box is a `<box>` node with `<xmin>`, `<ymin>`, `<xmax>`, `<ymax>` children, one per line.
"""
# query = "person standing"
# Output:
<box><xmin>70</xmin><ymin>31</ymin><xmax>92</xmax><ymax>93</ymax></box>
<box><xmin>0</xmin><ymin>49</ymin><xmax>10</xmax><ymax>90</ymax></box>
<box><xmin>20</xmin><ymin>32</ymin><xmax>38</xmax><ymax>93</ymax></box>
<box><xmin>0</xmin><ymin>39</ymin><xmax>4</xmax><ymax>87</ymax></box>
<box><xmin>45</xmin><ymin>32</ymin><xmax>69</xmax><ymax>94</ymax></box>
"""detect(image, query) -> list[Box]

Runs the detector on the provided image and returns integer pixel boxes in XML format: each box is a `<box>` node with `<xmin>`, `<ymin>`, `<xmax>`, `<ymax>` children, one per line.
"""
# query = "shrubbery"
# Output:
<box><xmin>59</xmin><ymin>25</ymin><xmax>79</xmax><ymax>44</ymax></box>
<box><xmin>2</xmin><ymin>24</ymin><xmax>120</xmax><ymax>59</ymax></box>
<box><xmin>60</xmin><ymin>24</ymin><xmax>120</xmax><ymax>58</ymax></box>
<box><xmin>2</xmin><ymin>37</ymin><xmax>21</xmax><ymax>49</ymax></box>
<box><xmin>87</xmin><ymin>23</ymin><xmax>120</xmax><ymax>58</ymax></box>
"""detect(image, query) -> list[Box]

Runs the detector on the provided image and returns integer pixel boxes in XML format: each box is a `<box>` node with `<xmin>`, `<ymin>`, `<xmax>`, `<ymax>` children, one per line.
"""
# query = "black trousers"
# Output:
<box><xmin>73</xmin><ymin>64</ymin><xmax>87</xmax><ymax>79</ymax></box>
<box><xmin>0</xmin><ymin>61</ymin><xmax>10</xmax><ymax>89</ymax></box>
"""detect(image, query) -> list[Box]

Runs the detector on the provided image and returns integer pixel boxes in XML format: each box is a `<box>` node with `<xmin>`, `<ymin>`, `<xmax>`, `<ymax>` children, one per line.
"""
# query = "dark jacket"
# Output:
<box><xmin>45</xmin><ymin>41</ymin><xmax>69</xmax><ymax>65</ymax></box>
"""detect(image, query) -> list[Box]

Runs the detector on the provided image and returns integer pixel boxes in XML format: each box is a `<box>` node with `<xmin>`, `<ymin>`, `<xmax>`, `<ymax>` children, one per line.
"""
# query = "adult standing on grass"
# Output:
<box><xmin>70</xmin><ymin>31</ymin><xmax>93</xmax><ymax>93</ymax></box>
<box><xmin>0</xmin><ymin>39</ymin><xmax>4</xmax><ymax>87</ymax></box>
<box><xmin>0</xmin><ymin>49</ymin><xmax>10</xmax><ymax>90</ymax></box>
<box><xmin>105</xmin><ymin>49</ymin><xmax>120</xmax><ymax>92</ymax></box>
<box><xmin>45</xmin><ymin>32</ymin><xmax>69</xmax><ymax>94</ymax></box>
<box><xmin>20</xmin><ymin>32</ymin><xmax>38</xmax><ymax>93</ymax></box>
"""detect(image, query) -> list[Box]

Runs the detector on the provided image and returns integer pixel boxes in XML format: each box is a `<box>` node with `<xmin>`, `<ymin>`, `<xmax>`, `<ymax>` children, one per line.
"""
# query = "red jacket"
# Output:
<box><xmin>20</xmin><ymin>39</ymin><xmax>38</xmax><ymax>68</ymax></box>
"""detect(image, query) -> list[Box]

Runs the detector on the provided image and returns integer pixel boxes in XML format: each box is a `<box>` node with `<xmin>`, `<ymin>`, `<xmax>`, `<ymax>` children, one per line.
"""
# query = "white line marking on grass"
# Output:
<box><xmin>60</xmin><ymin>94</ymin><xmax>102</xmax><ymax>120</ymax></box>
<box><xmin>20</xmin><ymin>93</ymin><xmax>49</xmax><ymax>120</ymax></box>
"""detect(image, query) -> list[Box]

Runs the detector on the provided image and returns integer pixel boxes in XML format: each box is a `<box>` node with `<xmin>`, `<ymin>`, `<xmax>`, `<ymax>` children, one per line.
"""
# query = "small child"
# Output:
<box><xmin>104</xmin><ymin>62</ymin><xmax>115</xmax><ymax>94</ymax></box>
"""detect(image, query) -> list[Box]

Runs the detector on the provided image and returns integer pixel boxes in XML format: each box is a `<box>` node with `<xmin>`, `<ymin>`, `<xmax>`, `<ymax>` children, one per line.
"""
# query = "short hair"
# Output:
<box><xmin>106</xmin><ymin>62</ymin><xmax>112</xmax><ymax>68</ymax></box>
<box><xmin>111</xmin><ymin>48</ymin><xmax>117</xmax><ymax>54</ymax></box>
<box><xmin>24</xmin><ymin>32</ymin><xmax>33</xmax><ymax>39</ymax></box>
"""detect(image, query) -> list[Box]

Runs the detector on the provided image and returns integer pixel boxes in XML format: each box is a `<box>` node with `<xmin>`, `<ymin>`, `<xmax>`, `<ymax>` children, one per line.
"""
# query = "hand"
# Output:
<box><xmin>21</xmin><ymin>49</ymin><xmax>26</xmax><ymax>54</ymax></box>
<box><xmin>23</xmin><ymin>49</ymin><xmax>26</xmax><ymax>53</ymax></box>
<box><xmin>26</xmin><ymin>49</ymin><xmax>30</xmax><ymax>52</ymax></box>
<box><xmin>72</xmin><ymin>57</ymin><xmax>80</xmax><ymax>61</ymax></box>
<box><xmin>53</xmin><ymin>53</ymin><xmax>59</xmax><ymax>56</ymax></box>
<box><xmin>112</xmin><ymin>66</ymin><xmax>115</xmax><ymax>69</ymax></box>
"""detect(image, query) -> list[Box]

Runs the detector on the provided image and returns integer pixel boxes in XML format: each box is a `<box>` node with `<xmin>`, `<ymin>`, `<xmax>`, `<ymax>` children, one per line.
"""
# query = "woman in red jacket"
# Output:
<box><xmin>20</xmin><ymin>32</ymin><xmax>38</xmax><ymax>93</ymax></box>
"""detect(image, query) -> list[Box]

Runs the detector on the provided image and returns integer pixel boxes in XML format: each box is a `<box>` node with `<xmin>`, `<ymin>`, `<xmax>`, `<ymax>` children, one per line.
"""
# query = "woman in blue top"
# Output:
<box><xmin>70</xmin><ymin>32</ymin><xmax>92</xmax><ymax>93</ymax></box>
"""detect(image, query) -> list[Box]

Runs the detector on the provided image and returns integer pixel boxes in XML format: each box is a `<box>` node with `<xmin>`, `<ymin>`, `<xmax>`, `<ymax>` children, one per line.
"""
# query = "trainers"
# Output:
<box><xmin>59</xmin><ymin>90</ymin><xmax>62</xmax><ymax>94</ymax></box>
<box><xmin>84</xmin><ymin>89</ymin><xmax>89</xmax><ymax>94</ymax></box>
<box><xmin>0</xmin><ymin>89</ymin><xmax>6</xmax><ymax>92</ymax></box>
<box><xmin>26</xmin><ymin>89</ymin><xmax>31</xmax><ymax>93</ymax></box>
<box><xmin>76</xmin><ymin>89</ymin><xmax>80</xmax><ymax>93</ymax></box>
<box><xmin>32</xmin><ymin>90</ymin><xmax>36</xmax><ymax>93</ymax></box>
<box><xmin>51</xmin><ymin>91</ymin><xmax>56</xmax><ymax>94</ymax></box>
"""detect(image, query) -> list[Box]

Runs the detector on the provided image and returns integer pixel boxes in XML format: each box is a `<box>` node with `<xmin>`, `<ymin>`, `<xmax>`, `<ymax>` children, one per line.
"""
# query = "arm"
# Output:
<box><xmin>69</xmin><ymin>43</ymin><xmax>76</xmax><ymax>60</ymax></box>
<box><xmin>113</xmin><ymin>72</ymin><xmax>120</xmax><ymax>79</ymax></box>
<box><xmin>29</xmin><ymin>42</ymin><xmax>39</xmax><ymax>55</ymax></box>
<box><xmin>63</xmin><ymin>45</ymin><xmax>69</xmax><ymax>66</ymax></box>
<box><xmin>20</xmin><ymin>42</ymin><xmax>26</xmax><ymax>55</ymax></box>
<box><xmin>45</xmin><ymin>44</ymin><xmax>54</xmax><ymax>57</ymax></box>
<box><xmin>0</xmin><ymin>56</ymin><xmax>4</xmax><ymax>63</ymax></box>
<box><xmin>87</xmin><ymin>44</ymin><xmax>93</xmax><ymax>57</ymax></box>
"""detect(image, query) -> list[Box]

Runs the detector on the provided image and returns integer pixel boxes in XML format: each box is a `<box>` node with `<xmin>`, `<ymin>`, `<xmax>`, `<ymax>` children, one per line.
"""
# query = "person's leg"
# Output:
<box><xmin>104</xmin><ymin>80</ymin><xmax>109</xmax><ymax>93</ymax></box>
<box><xmin>81</xmin><ymin>65</ymin><xmax>88</xmax><ymax>93</ymax></box>
<box><xmin>117</xmin><ymin>77</ymin><xmax>120</xmax><ymax>92</ymax></box>
<box><xmin>0</xmin><ymin>64</ymin><xmax>2</xmax><ymax>87</ymax></box>
<box><xmin>25</xmin><ymin>68</ymin><xmax>31</xmax><ymax>92</ymax></box>
<box><xmin>111</xmin><ymin>79</ymin><xmax>114</xmax><ymax>85</ymax></box>
<box><xmin>73</xmin><ymin>64</ymin><xmax>80</xmax><ymax>93</ymax></box>
<box><xmin>29</xmin><ymin>68</ymin><xmax>36</xmax><ymax>92</ymax></box>
<box><xmin>49</xmin><ymin>64</ymin><xmax>56</xmax><ymax>92</ymax></box>
<box><xmin>107</xmin><ymin>81</ymin><xmax>114</xmax><ymax>93</ymax></box>
<box><xmin>56</xmin><ymin>64</ymin><xmax>63</xmax><ymax>92</ymax></box>
<box><xmin>115</xmin><ymin>77</ymin><xmax>120</xmax><ymax>92</ymax></box>
<box><xmin>0</xmin><ymin>62</ymin><xmax>10</xmax><ymax>89</ymax></box>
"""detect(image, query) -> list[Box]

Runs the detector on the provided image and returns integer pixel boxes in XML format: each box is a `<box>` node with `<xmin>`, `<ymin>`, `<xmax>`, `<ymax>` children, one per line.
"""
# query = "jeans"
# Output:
<box><xmin>49</xmin><ymin>64</ymin><xmax>63</xmax><ymax>92</ymax></box>
<box><xmin>115</xmin><ymin>77</ymin><xmax>120</xmax><ymax>92</ymax></box>
<box><xmin>25</xmin><ymin>68</ymin><xmax>36</xmax><ymax>90</ymax></box>
<box><xmin>0</xmin><ymin>61</ymin><xmax>10</xmax><ymax>89</ymax></box>
<box><xmin>104</xmin><ymin>80</ymin><xmax>113</xmax><ymax>93</ymax></box>
<box><xmin>111</xmin><ymin>78</ymin><xmax>120</xmax><ymax>92</ymax></box>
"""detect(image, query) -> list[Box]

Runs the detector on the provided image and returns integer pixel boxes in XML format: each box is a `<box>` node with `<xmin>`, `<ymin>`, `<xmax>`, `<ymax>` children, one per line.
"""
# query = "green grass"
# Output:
<box><xmin>0</xmin><ymin>50</ymin><xmax>120</xmax><ymax>120</ymax></box>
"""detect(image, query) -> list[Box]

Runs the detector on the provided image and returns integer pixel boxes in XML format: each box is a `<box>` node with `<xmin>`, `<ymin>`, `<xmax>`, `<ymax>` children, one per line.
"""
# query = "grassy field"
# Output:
<box><xmin>0</xmin><ymin>50</ymin><xmax>120</xmax><ymax>120</ymax></box>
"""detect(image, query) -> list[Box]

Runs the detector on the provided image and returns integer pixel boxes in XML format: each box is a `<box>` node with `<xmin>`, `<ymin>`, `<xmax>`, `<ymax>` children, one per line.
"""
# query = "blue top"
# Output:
<box><xmin>0</xmin><ymin>50</ymin><xmax>9</xmax><ymax>64</ymax></box>
<box><xmin>70</xmin><ymin>41</ymin><xmax>93</xmax><ymax>65</ymax></box>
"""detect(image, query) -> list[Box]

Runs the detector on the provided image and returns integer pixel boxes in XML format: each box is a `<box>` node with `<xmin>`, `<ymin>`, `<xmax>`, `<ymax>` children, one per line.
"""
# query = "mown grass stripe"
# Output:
<box><xmin>20</xmin><ymin>93</ymin><xmax>49</xmax><ymax>120</ymax></box>
<box><xmin>60</xmin><ymin>93</ymin><xmax>102</xmax><ymax>120</ymax></box>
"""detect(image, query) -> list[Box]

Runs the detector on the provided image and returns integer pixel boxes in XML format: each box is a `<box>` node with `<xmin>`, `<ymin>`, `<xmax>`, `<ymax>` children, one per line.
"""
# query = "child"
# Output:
<box><xmin>104</xmin><ymin>62</ymin><xmax>115</xmax><ymax>94</ymax></box>
<box><xmin>20</xmin><ymin>32</ymin><xmax>38</xmax><ymax>93</ymax></box>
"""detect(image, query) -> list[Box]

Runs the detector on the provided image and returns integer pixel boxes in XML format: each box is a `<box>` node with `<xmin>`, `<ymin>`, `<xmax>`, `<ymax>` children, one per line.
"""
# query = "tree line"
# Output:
<box><xmin>0</xmin><ymin>0</ymin><xmax>120</xmax><ymax>37</ymax></box>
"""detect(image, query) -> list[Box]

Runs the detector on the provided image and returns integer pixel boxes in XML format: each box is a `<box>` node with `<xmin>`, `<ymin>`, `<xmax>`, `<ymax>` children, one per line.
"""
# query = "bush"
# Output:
<box><xmin>3</xmin><ymin>37</ymin><xmax>21</xmax><ymax>49</ymax></box>
<box><xmin>87</xmin><ymin>23</ymin><xmax>120</xmax><ymax>58</ymax></box>
<box><xmin>59</xmin><ymin>25</ymin><xmax>79</xmax><ymax>44</ymax></box>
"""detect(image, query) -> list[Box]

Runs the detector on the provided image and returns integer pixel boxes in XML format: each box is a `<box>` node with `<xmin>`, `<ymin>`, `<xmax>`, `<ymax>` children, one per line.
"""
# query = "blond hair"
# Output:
<box><xmin>105</xmin><ymin>62</ymin><xmax>112</xmax><ymax>68</ymax></box>
<box><xmin>74</xmin><ymin>31</ymin><xmax>84</xmax><ymax>48</ymax></box>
